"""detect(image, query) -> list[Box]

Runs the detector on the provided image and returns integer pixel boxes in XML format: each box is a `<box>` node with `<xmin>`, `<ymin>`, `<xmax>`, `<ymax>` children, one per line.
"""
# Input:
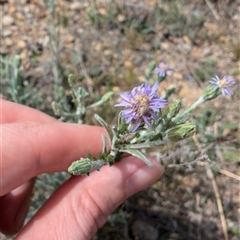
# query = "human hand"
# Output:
<box><xmin>0</xmin><ymin>99</ymin><xmax>164</xmax><ymax>239</ymax></box>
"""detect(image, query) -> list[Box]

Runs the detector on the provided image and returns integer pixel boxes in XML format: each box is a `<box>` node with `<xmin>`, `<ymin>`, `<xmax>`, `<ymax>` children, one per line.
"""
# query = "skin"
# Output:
<box><xmin>0</xmin><ymin>99</ymin><xmax>164</xmax><ymax>240</ymax></box>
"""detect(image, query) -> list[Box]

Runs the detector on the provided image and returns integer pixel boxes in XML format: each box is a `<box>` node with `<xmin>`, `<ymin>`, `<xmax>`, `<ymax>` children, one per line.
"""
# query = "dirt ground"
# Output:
<box><xmin>1</xmin><ymin>0</ymin><xmax>240</xmax><ymax>239</ymax></box>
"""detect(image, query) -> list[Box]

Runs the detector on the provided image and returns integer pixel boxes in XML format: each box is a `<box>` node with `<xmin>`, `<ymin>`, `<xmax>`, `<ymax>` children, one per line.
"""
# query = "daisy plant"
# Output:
<box><xmin>65</xmin><ymin>61</ymin><xmax>235</xmax><ymax>175</ymax></box>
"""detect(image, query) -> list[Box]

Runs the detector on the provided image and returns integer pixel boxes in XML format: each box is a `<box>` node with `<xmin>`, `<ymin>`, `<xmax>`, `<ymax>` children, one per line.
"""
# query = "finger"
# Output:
<box><xmin>1</xmin><ymin>122</ymin><xmax>107</xmax><ymax>195</ymax></box>
<box><xmin>0</xmin><ymin>99</ymin><xmax>56</xmax><ymax>123</ymax></box>
<box><xmin>16</xmin><ymin>156</ymin><xmax>164</xmax><ymax>240</ymax></box>
<box><xmin>0</xmin><ymin>179</ymin><xmax>35</xmax><ymax>235</ymax></box>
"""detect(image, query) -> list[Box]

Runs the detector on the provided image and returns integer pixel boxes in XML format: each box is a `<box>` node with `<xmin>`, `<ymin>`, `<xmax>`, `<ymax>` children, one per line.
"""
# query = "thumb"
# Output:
<box><xmin>16</xmin><ymin>156</ymin><xmax>164</xmax><ymax>240</ymax></box>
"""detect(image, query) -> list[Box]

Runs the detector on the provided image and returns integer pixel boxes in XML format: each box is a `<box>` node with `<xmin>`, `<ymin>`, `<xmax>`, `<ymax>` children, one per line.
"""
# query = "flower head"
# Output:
<box><xmin>209</xmin><ymin>76</ymin><xmax>235</xmax><ymax>95</ymax></box>
<box><xmin>154</xmin><ymin>62</ymin><xmax>174</xmax><ymax>78</ymax></box>
<box><xmin>115</xmin><ymin>83</ymin><xmax>167</xmax><ymax>131</ymax></box>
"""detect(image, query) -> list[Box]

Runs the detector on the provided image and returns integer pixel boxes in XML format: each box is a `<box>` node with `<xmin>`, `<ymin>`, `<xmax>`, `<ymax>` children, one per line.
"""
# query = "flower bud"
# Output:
<box><xmin>51</xmin><ymin>102</ymin><xmax>62</xmax><ymax>116</ymax></box>
<box><xmin>68</xmin><ymin>158</ymin><xmax>92</xmax><ymax>175</ymax></box>
<box><xmin>145</xmin><ymin>61</ymin><xmax>156</xmax><ymax>80</ymax></box>
<box><xmin>167</xmin><ymin>99</ymin><xmax>181</xmax><ymax>118</ymax></box>
<box><xmin>13</xmin><ymin>55</ymin><xmax>21</xmax><ymax>68</ymax></box>
<box><xmin>68</xmin><ymin>158</ymin><xmax>105</xmax><ymax>175</ymax></box>
<box><xmin>166</xmin><ymin>123</ymin><xmax>196</xmax><ymax>142</ymax></box>
<box><xmin>202</xmin><ymin>85</ymin><xmax>221</xmax><ymax>101</ymax></box>
<box><xmin>68</xmin><ymin>74</ymin><xmax>75</xmax><ymax>87</ymax></box>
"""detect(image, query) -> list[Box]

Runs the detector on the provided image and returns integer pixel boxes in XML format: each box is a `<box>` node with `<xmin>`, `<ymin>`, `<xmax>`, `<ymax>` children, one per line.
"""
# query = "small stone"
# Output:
<box><xmin>124</xmin><ymin>61</ymin><xmax>133</xmax><ymax>68</ymax></box>
<box><xmin>64</xmin><ymin>34</ymin><xmax>75</xmax><ymax>43</ymax></box>
<box><xmin>99</xmin><ymin>8</ymin><xmax>107</xmax><ymax>15</ymax></box>
<box><xmin>219</xmin><ymin>35</ymin><xmax>228</xmax><ymax>43</ymax></box>
<box><xmin>76</xmin><ymin>28</ymin><xmax>84</xmax><ymax>35</ymax></box>
<box><xmin>17</xmin><ymin>40</ymin><xmax>27</xmax><ymax>49</ymax></box>
<box><xmin>42</xmin><ymin>36</ymin><xmax>50</xmax><ymax>47</ymax></box>
<box><xmin>2</xmin><ymin>15</ymin><xmax>15</xmax><ymax>26</ymax></box>
<box><xmin>19</xmin><ymin>49</ymin><xmax>29</xmax><ymax>59</ymax></box>
<box><xmin>2</xmin><ymin>30</ymin><xmax>12</xmax><ymax>37</ymax></box>
<box><xmin>36</xmin><ymin>11</ymin><xmax>47</xmax><ymax>19</ymax></box>
<box><xmin>112</xmin><ymin>86</ymin><xmax>120</xmax><ymax>92</ymax></box>
<box><xmin>0</xmin><ymin>46</ymin><xmax>8</xmax><ymax>54</ymax></box>
<box><xmin>202</xmin><ymin>48</ymin><xmax>211</xmax><ymax>57</ymax></box>
<box><xmin>16</xmin><ymin>13</ymin><xmax>25</xmax><ymax>21</ymax></box>
<box><xmin>23</xmin><ymin>60</ymin><xmax>31</xmax><ymax>70</ymax></box>
<box><xmin>172</xmin><ymin>72</ymin><xmax>182</xmax><ymax>80</ymax></box>
<box><xmin>103</xmin><ymin>49</ymin><xmax>112</xmax><ymax>56</ymax></box>
<box><xmin>5</xmin><ymin>38</ymin><xmax>13</xmax><ymax>47</ymax></box>
<box><xmin>141</xmin><ymin>43</ymin><xmax>151</xmax><ymax>51</ymax></box>
<box><xmin>183</xmin><ymin>35</ymin><xmax>191</xmax><ymax>45</ymax></box>
<box><xmin>70</xmin><ymin>2</ymin><xmax>85</xmax><ymax>10</ymax></box>
<box><xmin>137</xmin><ymin>75</ymin><xmax>145</xmax><ymax>82</ymax></box>
<box><xmin>117</xmin><ymin>14</ymin><xmax>125</xmax><ymax>22</ymax></box>
<box><xmin>9</xmin><ymin>5</ymin><xmax>17</xmax><ymax>13</ymax></box>
<box><xmin>161</xmin><ymin>42</ymin><xmax>170</xmax><ymax>50</ymax></box>
<box><xmin>94</xmin><ymin>43</ymin><xmax>101</xmax><ymax>51</ymax></box>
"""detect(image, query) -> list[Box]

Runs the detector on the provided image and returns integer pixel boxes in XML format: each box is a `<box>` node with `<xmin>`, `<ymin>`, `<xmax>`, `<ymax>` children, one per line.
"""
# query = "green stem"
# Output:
<box><xmin>172</xmin><ymin>96</ymin><xmax>205</xmax><ymax>123</ymax></box>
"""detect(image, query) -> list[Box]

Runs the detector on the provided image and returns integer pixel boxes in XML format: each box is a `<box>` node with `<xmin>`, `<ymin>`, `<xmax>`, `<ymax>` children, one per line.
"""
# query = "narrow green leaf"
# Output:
<box><xmin>94</xmin><ymin>114</ymin><xmax>113</xmax><ymax>140</ymax></box>
<box><xmin>101</xmin><ymin>91</ymin><xmax>114</xmax><ymax>102</ymax></box>
<box><xmin>87</xmin><ymin>91</ymin><xmax>114</xmax><ymax>108</ymax></box>
<box><xmin>120</xmin><ymin>149</ymin><xmax>153</xmax><ymax>167</ymax></box>
<box><xmin>101</xmin><ymin>134</ymin><xmax>108</xmax><ymax>154</ymax></box>
<box><xmin>122</xmin><ymin>140</ymin><xmax>165</xmax><ymax>149</ymax></box>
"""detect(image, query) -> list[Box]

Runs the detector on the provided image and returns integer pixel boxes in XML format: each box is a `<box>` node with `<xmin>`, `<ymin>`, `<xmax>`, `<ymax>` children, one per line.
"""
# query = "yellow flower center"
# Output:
<box><xmin>218</xmin><ymin>79</ymin><xmax>228</xmax><ymax>88</ymax></box>
<box><xmin>161</xmin><ymin>64</ymin><xmax>167</xmax><ymax>71</ymax></box>
<box><xmin>131</xmin><ymin>94</ymin><xmax>150</xmax><ymax>116</ymax></box>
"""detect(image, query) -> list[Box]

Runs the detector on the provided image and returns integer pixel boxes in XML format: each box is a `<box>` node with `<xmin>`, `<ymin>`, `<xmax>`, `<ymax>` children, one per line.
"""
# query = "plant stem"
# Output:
<box><xmin>172</xmin><ymin>96</ymin><xmax>205</xmax><ymax>123</ymax></box>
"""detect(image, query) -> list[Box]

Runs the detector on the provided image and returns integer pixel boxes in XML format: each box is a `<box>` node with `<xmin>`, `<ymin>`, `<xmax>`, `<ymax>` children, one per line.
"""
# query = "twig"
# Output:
<box><xmin>192</xmin><ymin>133</ymin><xmax>202</xmax><ymax>152</ymax></box>
<box><xmin>206</xmin><ymin>166</ymin><xmax>229</xmax><ymax>240</ymax></box>
<box><xmin>219</xmin><ymin>169</ymin><xmax>240</xmax><ymax>181</ymax></box>
<box><xmin>204</xmin><ymin>0</ymin><xmax>220</xmax><ymax>20</ymax></box>
<box><xmin>78</xmin><ymin>54</ymin><xmax>94</xmax><ymax>93</ymax></box>
<box><xmin>167</xmin><ymin>154</ymin><xmax>209</xmax><ymax>168</ymax></box>
<box><xmin>215</xmin><ymin>145</ymin><xmax>224</xmax><ymax>162</ymax></box>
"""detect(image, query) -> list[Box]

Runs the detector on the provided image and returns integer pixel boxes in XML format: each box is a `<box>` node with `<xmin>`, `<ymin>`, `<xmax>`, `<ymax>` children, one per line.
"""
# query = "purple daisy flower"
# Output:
<box><xmin>209</xmin><ymin>75</ymin><xmax>235</xmax><ymax>95</ymax></box>
<box><xmin>154</xmin><ymin>62</ymin><xmax>174</xmax><ymax>78</ymax></box>
<box><xmin>115</xmin><ymin>83</ymin><xmax>167</xmax><ymax>131</ymax></box>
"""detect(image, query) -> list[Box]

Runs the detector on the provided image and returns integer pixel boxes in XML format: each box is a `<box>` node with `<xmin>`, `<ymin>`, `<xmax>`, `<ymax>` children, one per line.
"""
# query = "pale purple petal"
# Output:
<box><xmin>209</xmin><ymin>75</ymin><xmax>235</xmax><ymax>96</ymax></box>
<box><xmin>131</xmin><ymin>121</ymin><xmax>142</xmax><ymax>132</ymax></box>
<box><xmin>115</xmin><ymin>83</ymin><xmax>167</xmax><ymax>131</ymax></box>
<box><xmin>155</xmin><ymin>62</ymin><xmax>174</xmax><ymax>77</ymax></box>
<box><xmin>142</xmin><ymin>115</ymin><xmax>151</xmax><ymax>126</ymax></box>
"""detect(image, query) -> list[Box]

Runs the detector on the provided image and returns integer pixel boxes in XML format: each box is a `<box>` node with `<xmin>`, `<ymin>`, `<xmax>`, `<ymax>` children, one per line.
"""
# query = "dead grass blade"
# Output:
<box><xmin>206</xmin><ymin>166</ymin><xmax>229</xmax><ymax>240</ymax></box>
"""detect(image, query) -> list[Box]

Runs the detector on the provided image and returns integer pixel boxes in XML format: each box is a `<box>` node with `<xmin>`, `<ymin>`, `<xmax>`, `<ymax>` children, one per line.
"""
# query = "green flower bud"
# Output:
<box><xmin>145</xmin><ymin>60</ymin><xmax>156</xmax><ymax>80</ymax></box>
<box><xmin>148</xmin><ymin>60</ymin><xmax>156</xmax><ymax>72</ymax></box>
<box><xmin>51</xmin><ymin>102</ymin><xmax>62</xmax><ymax>116</ymax></box>
<box><xmin>202</xmin><ymin>85</ymin><xmax>221</xmax><ymax>101</ymax></box>
<box><xmin>87</xmin><ymin>91</ymin><xmax>114</xmax><ymax>109</ymax></box>
<box><xmin>68</xmin><ymin>158</ymin><xmax>105</xmax><ymax>175</ymax></box>
<box><xmin>167</xmin><ymin>99</ymin><xmax>182</xmax><ymax>118</ymax></box>
<box><xmin>68</xmin><ymin>74</ymin><xmax>75</xmax><ymax>87</ymax></box>
<box><xmin>68</xmin><ymin>158</ymin><xmax>92</xmax><ymax>175</ymax></box>
<box><xmin>101</xmin><ymin>91</ymin><xmax>114</xmax><ymax>102</ymax></box>
<box><xmin>13</xmin><ymin>55</ymin><xmax>21</xmax><ymax>68</ymax></box>
<box><xmin>166</xmin><ymin>123</ymin><xmax>196</xmax><ymax>142</ymax></box>
<box><xmin>58</xmin><ymin>86</ymin><xmax>66</xmax><ymax>97</ymax></box>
